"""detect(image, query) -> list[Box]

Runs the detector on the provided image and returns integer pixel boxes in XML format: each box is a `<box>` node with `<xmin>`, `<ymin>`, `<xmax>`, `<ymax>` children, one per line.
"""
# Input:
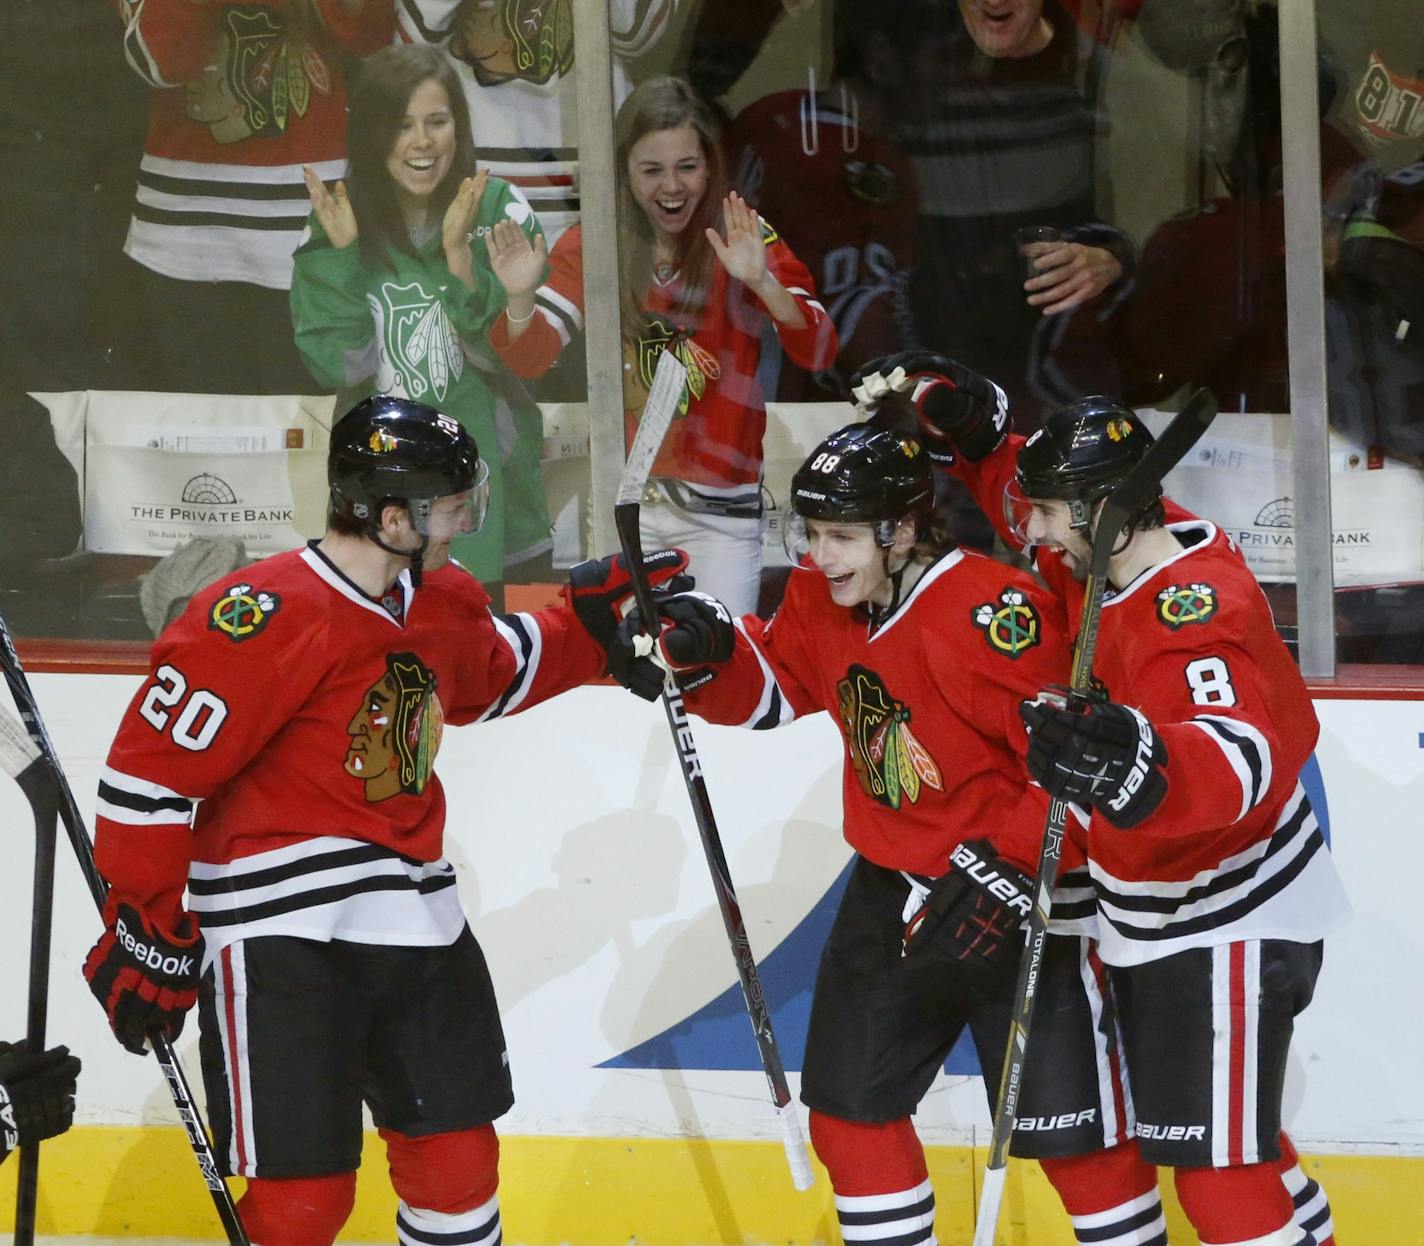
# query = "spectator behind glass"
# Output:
<box><xmin>113</xmin><ymin>0</ymin><xmax>393</xmax><ymax>395</ymax></box>
<box><xmin>290</xmin><ymin>45</ymin><xmax>554</xmax><ymax>603</ymax></box>
<box><xmin>489</xmin><ymin>77</ymin><xmax>837</xmax><ymax>617</ymax></box>
<box><xmin>905</xmin><ymin>0</ymin><xmax>1133</xmax><ymax>432</ymax></box>
<box><xmin>725</xmin><ymin>0</ymin><xmax>939</xmax><ymax>403</ymax></box>
<box><xmin>399</xmin><ymin>0</ymin><xmax>680</xmax><ymax>250</ymax></box>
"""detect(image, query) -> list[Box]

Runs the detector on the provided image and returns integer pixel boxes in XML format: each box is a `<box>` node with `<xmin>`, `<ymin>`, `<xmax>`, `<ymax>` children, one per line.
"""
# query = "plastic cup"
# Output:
<box><xmin>1014</xmin><ymin>225</ymin><xmax>1062</xmax><ymax>284</ymax></box>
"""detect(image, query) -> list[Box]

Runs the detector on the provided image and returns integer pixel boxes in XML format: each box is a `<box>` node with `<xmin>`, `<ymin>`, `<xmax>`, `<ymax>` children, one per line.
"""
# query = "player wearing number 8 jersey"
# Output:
<box><xmin>852</xmin><ymin>352</ymin><xmax>1349</xmax><ymax>1246</ymax></box>
<box><xmin>80</xmin><ymin>396</ymin><xmax>689</xmax><ymax>1246</ymax></box>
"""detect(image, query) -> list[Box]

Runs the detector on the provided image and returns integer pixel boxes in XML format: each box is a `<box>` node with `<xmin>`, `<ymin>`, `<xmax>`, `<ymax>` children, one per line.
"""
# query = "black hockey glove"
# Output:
<box><xmin>0</xmin><ymin>1040</ymin><xmax>81</xmax><ymax>1160</ymax></box>
<box><xmin>620</xmin><ymin>590</ymin><xmax>737</xmax><ymax>693</ymax></box>
<box><xmin>851</xmin><ymin>352</ymin><xmax>1009</xmax><ymax>464</ymax></box>
<box><xmin>564</xmin><ymin>549</ymin><xmax>693</xmax><ymax>701</ymax></box>
<box><xmin>902</xmin><ymin>839</ymin><xmax>1033</xmax><ymax>976</ymax></box>
<box><xmin>1020</xmin><ymin>687</ymin><xmax>1168</xmax><ymax>829</ymax></box>
<box><xmin>83</xmin><ymin>903</ymin><xmax>204</xmax><ymax>1056</ymax></box>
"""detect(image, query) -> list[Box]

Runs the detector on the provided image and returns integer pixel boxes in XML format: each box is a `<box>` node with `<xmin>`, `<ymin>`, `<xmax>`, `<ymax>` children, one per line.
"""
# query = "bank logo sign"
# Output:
<box><xmin>1227</xmin><ymin>495</ymin><xmax>1375</xmax><ymax>572</ymax></box>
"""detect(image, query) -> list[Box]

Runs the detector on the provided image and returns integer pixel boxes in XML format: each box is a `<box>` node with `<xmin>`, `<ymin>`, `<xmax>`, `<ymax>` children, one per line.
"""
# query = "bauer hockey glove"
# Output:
<box><xmin>0</xmin><ymin>1041</ymin><xmax>81</xmax><ymax>1161</ymax></box>
<box><xmin>620</xmin><ymin>590</ymin><xmax>737</xmax><ymax>693</ymax></box>
<box><xmin>902</xmin><ymin>839</ymin><xmax>1033</xmax><ymax>976</ymax></box>
<box><xmin>1020</xmin><ymin>687</ymin><xmax>1168</xmax><ymax>829</ymax></box>
<box><xmin>565</xmin><ymin>548</ymin><xmax>693</xmax><ymax>701</ymax></box>
<box><xmin>83</xmin><ymin>903</ymin><xmax>204</xmax><ymax>1056</ymax></box>
<box><xmin>850</xmin><ymin>352</ymin><xmax>1009</xmax><ymax>465</ymax></box>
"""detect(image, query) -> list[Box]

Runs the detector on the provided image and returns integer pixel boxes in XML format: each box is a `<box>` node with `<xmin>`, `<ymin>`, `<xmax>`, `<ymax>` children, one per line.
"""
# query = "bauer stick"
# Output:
<box><xmin>613</xmin><ymin>348</ymin><xmax>815</xmax><ymax>1191</ymax></box>
<box><xmin>972</xmin><ymin>389</ymin><xmax>1218</xmax><ymax>1246</ymax></box>
<box><xmin>0</xmin><ymin>618</ymin><xmax>251</xmax><ymax>1246</ymax></box>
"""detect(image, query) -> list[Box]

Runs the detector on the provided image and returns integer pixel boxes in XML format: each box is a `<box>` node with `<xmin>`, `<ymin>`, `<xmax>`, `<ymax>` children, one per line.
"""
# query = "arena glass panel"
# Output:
<box><xmin>2</xmin><ymin>2</ymin><xmax>593</xmax><ymax>653</ymax></box>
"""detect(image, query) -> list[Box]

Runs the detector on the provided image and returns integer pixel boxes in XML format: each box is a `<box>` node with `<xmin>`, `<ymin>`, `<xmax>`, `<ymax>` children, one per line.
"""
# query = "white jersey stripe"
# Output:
<box><xmin>479</xmin><ymin>611</ymin><xmax>542</xmax><ymax>720</ymax></box>
<box><xmin>1079</xmin><ymin>942</ymin><xmax>1131</xmax><ymax>1147</ymax></box>
<box><xmin>734</xmin><ymin>619</ymin><xmax>797</xmax><ymax>730</ymax></box>
<box><xmin>1190</xmin><ymin>715</ymin><xmax>1273</xmax><ymax>822</ymax></box>
<box><xmin>1241</xmin><ymin>939</ymin><xmax>1261</xmax><ymax>1163</ymax></box>
<box><xmin>1211</xmin><ymin>942</ymin><xmax>1234</xmax><ymax>1166</ymax></box>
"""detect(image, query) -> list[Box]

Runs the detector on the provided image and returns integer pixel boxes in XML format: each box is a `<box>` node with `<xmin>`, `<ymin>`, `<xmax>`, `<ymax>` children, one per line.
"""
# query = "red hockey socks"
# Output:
<box><xmin>383</xmin><ymin>1125</ymin><xmax>502</xmax><ymax>1246</ymax></box>
<box><xmin>809</xmin><ymin>1111</ymin><xmax>936</xmax><ymax>1245</ymax></box>
<box><xmin>237</xmin><ymin>1174</ymin><xmax>356</xmax><ymax>1246</ymax></box>
<box><xmin>1174</xmin><ymin>1160</ymin><xmax>1300</xmax><ymax>1245</ymax></box>
<box><xmin>1039</xmin><ymin>1140</ymin><xmax>1167</xmax><ymax>1245</ymax></box>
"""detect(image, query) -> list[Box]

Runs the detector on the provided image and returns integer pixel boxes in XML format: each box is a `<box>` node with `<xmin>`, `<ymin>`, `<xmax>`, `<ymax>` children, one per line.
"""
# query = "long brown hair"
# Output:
<box><xmin>615</xmin><ymin>77</ymin><xmax>728</xmax><ymax>336</ymax></box>
<box><xmin>345</xmin><ymin>45</ymin><xmax>478</xmax><ymax>269</ymax></box>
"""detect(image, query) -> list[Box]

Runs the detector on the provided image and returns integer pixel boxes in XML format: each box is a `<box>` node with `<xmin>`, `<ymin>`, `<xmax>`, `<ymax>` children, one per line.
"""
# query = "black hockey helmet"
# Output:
<box><xmin>329</xmin><ymin>394</ymin><xmax>489</xmax><ymax>537</ymax></box>
<box><xmin>1008</xmin><ymin>396</ymin><xmax>1155</xmax><ymax>536</ymax></box>
<box><xmin>785</xmin><ymin>422</ymin><xmax>933</xmax><ymax>563</ymax></box>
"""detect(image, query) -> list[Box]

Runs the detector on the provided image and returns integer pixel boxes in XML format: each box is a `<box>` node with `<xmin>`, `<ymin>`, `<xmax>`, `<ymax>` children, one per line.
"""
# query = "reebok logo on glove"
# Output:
<box><xmin>950</xmin><ymin>841</ymin><xmax>1032</xmax><ymax>919</ymax></box>
<box><xmin>115</xmin><ymin>915</ymin><xmax>195</xmax><ymax>979</ymax></box>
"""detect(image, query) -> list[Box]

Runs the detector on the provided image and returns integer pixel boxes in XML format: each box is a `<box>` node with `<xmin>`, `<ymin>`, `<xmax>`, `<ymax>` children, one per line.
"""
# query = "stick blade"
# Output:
<box><xmin>616</xmin><ymin>350</ymin><xmax>689</xmax><ymax>507</ymax></box>
<box><xmin>0</xmin><ymin>703</ymin><xmax>41</xmax><ymax>781</ymax></box>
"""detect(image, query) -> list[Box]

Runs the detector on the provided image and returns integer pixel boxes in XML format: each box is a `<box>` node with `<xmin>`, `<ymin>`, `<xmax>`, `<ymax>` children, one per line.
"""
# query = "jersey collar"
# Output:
<box><xmin>868</xmin><ymin>548</ymin><xmax>967</xmax><ymax>642</ymax></box>
<box><xmin>1104</xmin><ymin>520</ymin><xmax>1218</xmax><ymax>607</ymax></box>
<box><xmin>301</xmin><ymin>542</ymin><xmax>413</xmax><ymax>626</ymax></box>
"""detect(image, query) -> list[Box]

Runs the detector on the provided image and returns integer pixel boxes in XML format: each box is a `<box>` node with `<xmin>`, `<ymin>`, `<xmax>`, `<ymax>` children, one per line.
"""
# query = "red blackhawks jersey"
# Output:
<box><xmin>953</xmin><ymin>441</ymin><xmax>1351</xmax><ymax>966</ymax></box>
<box><xmin>624</xmin><ymin>222</ymin><xmax>837</xmax><ymax>491</ymax></box>
<box><xmin>683</xmin><ymin>549</ymin><xmax>1094</xmax><ymax>925</ymax></box>
<box><xmin>94</xmin><ymin>543</ymin><xmax>604</xmax><ymax>966</ymax></box>
<box><xmin>115</xmin><ymin>0</ymin><xmax>393</xmax><ymax>288</ymax></box>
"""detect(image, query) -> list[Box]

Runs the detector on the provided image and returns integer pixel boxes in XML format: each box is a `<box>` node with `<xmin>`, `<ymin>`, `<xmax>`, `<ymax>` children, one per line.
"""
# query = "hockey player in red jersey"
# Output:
<box><xmin>602</xmin><ymin>423</ymin><xmax>1175</xmax><ymax>1246</ymax></box>
<box><xmin>80</xmin><ymin>396</ymin><xmax>687</xmax><ymax>1246</ymax></box>
<box><xmin>852</xmin><ymin>352</ymin><xmax>1349</xmax><ymax>1246</ymax></box>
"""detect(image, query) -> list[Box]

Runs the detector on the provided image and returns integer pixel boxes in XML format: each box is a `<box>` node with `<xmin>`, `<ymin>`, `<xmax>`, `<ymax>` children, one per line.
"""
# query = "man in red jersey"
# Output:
<box><xmin>80</xmin><ymin>395</ymin><xmax>684</xmax><ymax>1246</ymax></box>
<box><xmin>599</xmin><ymin>422</ymin><xmax>1175</xmax><ymax>1246</ymax></box>
<box><xmin>852</xmin><ymin>351</ymin><xmax>1350</xmax><ymax>1246</ymax></box>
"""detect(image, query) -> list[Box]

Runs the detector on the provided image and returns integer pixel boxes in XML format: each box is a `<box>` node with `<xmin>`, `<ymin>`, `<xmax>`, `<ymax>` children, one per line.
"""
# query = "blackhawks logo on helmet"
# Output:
<box><xmin>837</xmin><ymin>665</ymin><xmax>943</xmax><ymax>811</ymax></box>
<box><xmin>208</xmin><ymin>583</ymin><xmax>280</xmax><ymax>643</ymax></box>
<box><xmin>972</xmin><ymin>588</ymin><xmax>1042</xmax><ymax>658</ymax></box>
<box><xmin>1106</xmin><ymin>417</ymin><xmax>1133</xmax><ymax>442</ymax></box>
<box><xmin>1156</xmin><ymin>582</ymin><xmax>1218</xmax><ymax>629</ymax></box>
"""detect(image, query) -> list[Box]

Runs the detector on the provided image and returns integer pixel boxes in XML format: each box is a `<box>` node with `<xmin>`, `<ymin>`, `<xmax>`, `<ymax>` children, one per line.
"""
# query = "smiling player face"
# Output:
<box><xmin>803</xmin><ymin>520</ymin><xmax>911</xmax><ymax>609</ymax></box>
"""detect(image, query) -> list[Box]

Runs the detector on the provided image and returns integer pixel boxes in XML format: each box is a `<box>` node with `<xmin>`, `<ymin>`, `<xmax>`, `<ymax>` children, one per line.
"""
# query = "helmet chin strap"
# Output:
<box><xmin>869</xmin><ymin>547</ymin><xmax>915</xmax><ymax>626</ymax></box>
<box><xmin>367</xmin><ymin>525</ymin><xmax>428</xmax><ymax>588</ymax></box>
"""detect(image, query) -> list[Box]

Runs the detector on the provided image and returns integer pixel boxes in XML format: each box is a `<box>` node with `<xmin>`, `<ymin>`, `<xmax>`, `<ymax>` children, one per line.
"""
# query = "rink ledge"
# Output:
<box><xmin>0</xmin><ymin>1128</ymin><xmax>1413</xmax><ymax>1243</ymax></box>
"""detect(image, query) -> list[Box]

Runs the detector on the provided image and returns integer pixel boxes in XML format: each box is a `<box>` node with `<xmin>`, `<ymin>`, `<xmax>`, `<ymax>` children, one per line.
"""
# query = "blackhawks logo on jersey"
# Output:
<box><xmin>1156</xmin><ymin>583</ymin><xmax>1218</xmax><ymax>629</ymax></box>
<box><xmin>374</xmin><ymin>280</ymin><xmax>464</xmax><ymax>404</ymax></box>
<box><xmin>627</xmin><ymin>318</ymin><xmax>722</xmax><ymax>417</ymax></box>
<box><xmin>208</xmin><ymin>583</ymin><xmax>280</xmax><ymax>643</ymax></box>
<box><xmin>344</xmin><ymin>652</ymin><xmax>444</xmax><ymax>802</ymax></box>
<box><xmin>837</xmin><ymin>665</ymin><xmax>943</xmax><ymax>811</ymax></box>
<box><xmin>971</xmin><ymin>588</ymin><xmax>1042</xmax><ymax>658</ymax></box>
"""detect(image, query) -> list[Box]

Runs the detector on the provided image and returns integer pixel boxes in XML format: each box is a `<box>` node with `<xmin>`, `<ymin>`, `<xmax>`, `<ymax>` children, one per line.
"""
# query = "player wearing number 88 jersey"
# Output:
<box><xmin>854</xmin><ymin>356</ymin><xmax>1350</xmax><ymax>1246</ymax></box>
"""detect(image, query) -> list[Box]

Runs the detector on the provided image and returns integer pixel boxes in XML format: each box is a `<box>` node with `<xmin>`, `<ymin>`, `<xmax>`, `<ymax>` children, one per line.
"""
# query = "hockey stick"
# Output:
<box><xmin>613</xmin><ymin>349</ymin><xmax>815</xmax><ymax>1192</ymax></box>
<box><xmin>972</xmin><ymin>389</ymin><xmax>1218</xmax><ymax>1246</ymax></box>
<box><xmin>0</xmin><ymin>703</ymin><xmax>57</xmax><ymax>1246</ymax></box>
<box><xmin>0</xmin><ymin>618</ymin><xmax>251</xmax><ymax>1246</ymax></box>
